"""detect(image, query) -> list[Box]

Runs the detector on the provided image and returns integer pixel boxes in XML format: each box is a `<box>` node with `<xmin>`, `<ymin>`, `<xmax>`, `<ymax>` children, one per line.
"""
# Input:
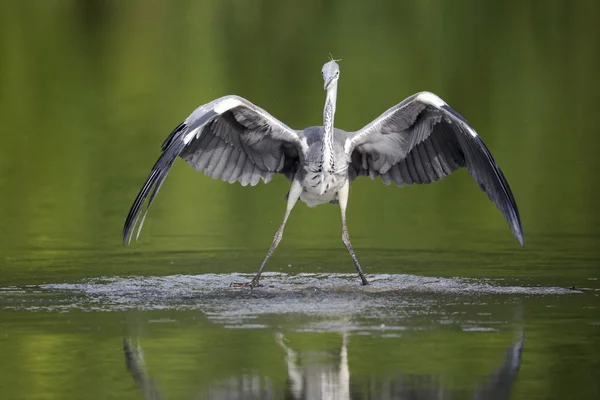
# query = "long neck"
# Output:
<box><xmin>322</xmin><ymin>84</ymin><xmax>337</xmax><ymax>172</ymax></box>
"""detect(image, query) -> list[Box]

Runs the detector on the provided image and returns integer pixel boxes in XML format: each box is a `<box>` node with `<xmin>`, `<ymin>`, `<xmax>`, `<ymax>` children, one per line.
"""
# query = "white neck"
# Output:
<box><xmin>322</xmin><ymin>83</ymin><xmax>337</xmax><ymax>172</ymax></box>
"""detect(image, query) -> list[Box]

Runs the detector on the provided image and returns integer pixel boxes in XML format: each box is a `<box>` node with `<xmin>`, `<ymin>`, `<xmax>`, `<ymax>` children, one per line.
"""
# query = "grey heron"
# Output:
<box><xmin>123</xmin><ymin>60</ymin><xmax>524</xmax><ymax>288</ymax></box>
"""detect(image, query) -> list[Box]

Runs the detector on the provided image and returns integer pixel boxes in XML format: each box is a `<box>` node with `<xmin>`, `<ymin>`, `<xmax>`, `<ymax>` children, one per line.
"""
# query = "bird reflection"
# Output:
<box><xmin>123</xmin><ymin>339</ymin><xmax>164</xmax><ymax>400</ymax></box>
<box><xmin>473</xmin><ymin>332</ymin><xmax>524</xmax><ymax>400</ymax></box>
<box><xmin>275</xmin><ymin>332</ymin><xmax>523</xmax><ymax>400</ymax></box>
<box><xmin>276</xmin><ymin>332</ymin><xmax>350</xmax><ymax>400</ymax></box>
<box><xmin>123</xmin><ymin>332</ymin><xmax>524</xmax><ymax>399</ymax></box>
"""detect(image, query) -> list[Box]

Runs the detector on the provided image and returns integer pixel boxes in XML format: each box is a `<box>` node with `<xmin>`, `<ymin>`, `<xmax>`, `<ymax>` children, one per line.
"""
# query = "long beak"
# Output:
<box><xmin>324</xmin><ymin>76</ymin><xmax>334</xmax><ymax>90</ymax></box>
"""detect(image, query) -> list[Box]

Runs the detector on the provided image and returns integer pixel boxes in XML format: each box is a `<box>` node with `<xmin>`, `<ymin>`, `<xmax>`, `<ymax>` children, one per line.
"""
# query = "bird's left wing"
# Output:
<box><xmin>346</xmin><ymin>92</ymin><xmax>523</xmax><ymax>245</ymax></box>
<box><xmin>123</xmin><ymin>96</ymin><xmax>307</xmax><ymax>245</ymax></box>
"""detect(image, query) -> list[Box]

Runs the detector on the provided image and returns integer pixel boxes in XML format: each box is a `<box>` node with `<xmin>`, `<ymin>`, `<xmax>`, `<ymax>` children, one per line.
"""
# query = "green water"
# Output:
<box><xmin>0</xmin><ymin>1</ymin><xmax>599</xmax><ymax>399</ymax></box>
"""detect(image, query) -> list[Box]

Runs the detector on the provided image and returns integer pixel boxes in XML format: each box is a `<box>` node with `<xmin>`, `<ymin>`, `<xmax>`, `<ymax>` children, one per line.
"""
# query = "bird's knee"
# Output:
<box><xmin>341</xmin><ymin>230</ymin><xmax>351</xmax><ymax>247</ymax></box>
<box><xmin>273</xmin><ymin>232</ymin><xmax>283</xmax><ymax>247</ymax></box>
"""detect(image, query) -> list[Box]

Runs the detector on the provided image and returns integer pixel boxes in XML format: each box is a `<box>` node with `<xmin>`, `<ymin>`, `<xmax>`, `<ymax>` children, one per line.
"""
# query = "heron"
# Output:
<box><xmin>123</xmin><ymin>60</ymin><xmax>524</xmax><ymax>288</ymax></box>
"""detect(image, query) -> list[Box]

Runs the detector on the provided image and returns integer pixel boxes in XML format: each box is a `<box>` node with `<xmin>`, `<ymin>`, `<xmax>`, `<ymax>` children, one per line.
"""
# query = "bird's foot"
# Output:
<box><xmin>230</xmin><ymin>279</ymin><xmax>262</xmax><ymax>289</ymax></box>
<box><xmin>359</xmin><ymin>275</ymin><xmax>370</xmax><ymax>286</ymax></box>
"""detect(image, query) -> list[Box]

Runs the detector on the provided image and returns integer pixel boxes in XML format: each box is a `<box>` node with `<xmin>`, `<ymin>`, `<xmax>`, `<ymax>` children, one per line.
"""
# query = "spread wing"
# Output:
<box><xmin>346</xmin><ymin>92</ymin><xmax>524</xmax><ymax>245</ymax></box>
<box><xmin>123</xmin><ymin>96</ymin><xmax>307</xmax><ymax>245</ymax></box>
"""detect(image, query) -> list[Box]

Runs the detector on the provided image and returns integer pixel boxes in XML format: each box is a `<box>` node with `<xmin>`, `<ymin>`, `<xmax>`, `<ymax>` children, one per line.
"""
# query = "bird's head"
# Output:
<box><xmin>322</xmin><ymin>59</ymin><xmax>340</xmax><ymax>90</ymax></box>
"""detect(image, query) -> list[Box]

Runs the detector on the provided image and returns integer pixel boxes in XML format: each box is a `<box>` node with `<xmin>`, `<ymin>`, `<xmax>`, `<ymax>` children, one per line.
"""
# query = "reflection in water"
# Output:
<box><xmin>473</xmin><ymin>333</ymin><xmax>524</xmax><ymax>400</ymax></box>
<box><xmin>366</xmin><ymin>334</ymin><xmax>525</xmax><ymax>400</ymax></box>
<box><xmin>277</xmin><ymin>332</ymin><xmax>350</xmax><ymax>400</ymax></box>
<box><xmin>123</xmin><ymin>339</ymin><xmax>164</xmax><ymax>400</ymax></box>
<box><xmin>123</xmin><ymin>332</ymin><xmax>524</xmax><ymax>399</ymax></box>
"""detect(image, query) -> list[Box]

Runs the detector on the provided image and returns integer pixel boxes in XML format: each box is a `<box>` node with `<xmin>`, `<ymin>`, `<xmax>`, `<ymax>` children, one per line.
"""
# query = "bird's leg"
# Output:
<box><xmin>338</xmin><ymin>180</ymin><xmax>369</xmax><ymax>285</ymax></box>
<box><xmin>231</xmin><ymin>180</ymin><xmax>302</xmax><ymax>288</ymax></box>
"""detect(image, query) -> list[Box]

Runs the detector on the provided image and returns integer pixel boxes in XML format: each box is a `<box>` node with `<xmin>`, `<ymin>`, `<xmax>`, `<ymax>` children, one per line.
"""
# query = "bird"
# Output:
<box><xmin>123</xmin><ymin>59</ymin><xmax>524</xmax><ymax>288</ymax></box>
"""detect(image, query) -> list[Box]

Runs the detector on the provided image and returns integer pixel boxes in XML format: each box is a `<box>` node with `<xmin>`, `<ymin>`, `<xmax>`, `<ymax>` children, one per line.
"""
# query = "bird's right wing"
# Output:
<box><xmin>123</xmin><ymin>96</ymin><xmax>308</xmax><ymax>245</ymax></box>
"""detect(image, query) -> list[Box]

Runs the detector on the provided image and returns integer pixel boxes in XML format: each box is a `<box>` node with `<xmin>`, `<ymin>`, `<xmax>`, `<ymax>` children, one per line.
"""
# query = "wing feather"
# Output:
<box><xmin>123</xmin><ymin>96</ymin><xmax>306</xmax><ymax>244</ymax></box>
<box><xmin>220</xmin><ymin>148</ymin><xmax>241</xmax><ymax>183</ymax></box>
<box><xmin>122</xmin><ymin>122</ymin><xmax>190</xmax><ymax>245</ymax></box>
<box><xmin>229</xmin><ymin>150</ymin><xmax>247</xmax><ymax>184</ymax></box>
<box><xmin>240</xmin><ymin>157</ymin><xmax>255</xmax><ymax>187</ymax></box>
<box><xmin>194</xmin><ymin>134</ymin><xmax>222</xmax><ymax>172</ymax></box>
<box><xmin>347</xmin><ymin>92</ymin><xmax>524</xmax><ymax>245</ymax></box>
<box><xmin>413</xmin><ymin>143</ymin><xmax>431</xmax><ymax>183</ymax></box>
<box><xmin>204</xmin><ymin>141</ymin><xmax>228</xmax><ymax>177</ymax></box>
<box><xmin>209</xmin><ymin>144</ymin><xmax>233</xmax><ymax>179</ymax></box>
<box><xmin>424</xmin><ymin>138</ymin><xmax>444</xmax><ymax>179</ymax></box>
<box><xmin>430</xmin><ymin>133</ymin><xmax>453</xmax><ymax>175</ymax></box>
<box><xmin>184</xmin><ymin>128</ymin><xmax>212</xmax><ymax>167</ymax></box>
<box><xmin>250</xmin><ymin>164</ymin><xmax>262</xmax><ymax>186</ymax></box>
<box><xmin>381</xmin><ymin>171</ymin><xmax>393</xmax><ymax>186</ymax></box>
<box><xmin>398</xmin><ymin>158</ymin><xmax>413</xmax><ymax>185</ymax></box>
<box><xmin>405</xmin><ymin>152</ymin><xmax>420</xmax><ymax>183</ymax></box>
<box><xmin>389</xmin><ymin>164</ymin><xmax>403</xmax><ymax>186</ymax></box>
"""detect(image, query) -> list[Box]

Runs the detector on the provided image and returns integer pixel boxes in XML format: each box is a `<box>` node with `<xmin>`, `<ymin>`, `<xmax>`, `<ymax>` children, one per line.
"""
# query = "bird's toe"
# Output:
<box><xmin>230</xmin><ymin>279</ymin><xmax>262</xmax><ymax>289</ymax></box>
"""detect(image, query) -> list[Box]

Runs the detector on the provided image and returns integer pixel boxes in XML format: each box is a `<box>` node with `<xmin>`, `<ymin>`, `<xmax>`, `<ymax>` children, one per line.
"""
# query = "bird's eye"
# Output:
<box><xmin>336</xmin><ymin>71</ymin><xmax>339</xmax><ymax>76</ymax></box>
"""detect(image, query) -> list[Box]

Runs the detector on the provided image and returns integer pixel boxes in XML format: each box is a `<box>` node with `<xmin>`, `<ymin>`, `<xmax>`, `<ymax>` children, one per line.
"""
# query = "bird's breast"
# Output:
<box><xmin>299</xmin><ymin>170</ymin><xmax>347</xmax><ymax>207</ymax></box>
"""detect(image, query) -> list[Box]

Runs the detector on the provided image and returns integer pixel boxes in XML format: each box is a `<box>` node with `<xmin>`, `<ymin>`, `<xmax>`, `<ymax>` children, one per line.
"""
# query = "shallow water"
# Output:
<box><xmin>1</xmin><ymin>271</ymin><xmax>598</xmax><ymax>399</ymax></box>
<box><xmin>1</xmin><ymin>1</ymin><xmax>600</xmax><ymax>399</ymax></box>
